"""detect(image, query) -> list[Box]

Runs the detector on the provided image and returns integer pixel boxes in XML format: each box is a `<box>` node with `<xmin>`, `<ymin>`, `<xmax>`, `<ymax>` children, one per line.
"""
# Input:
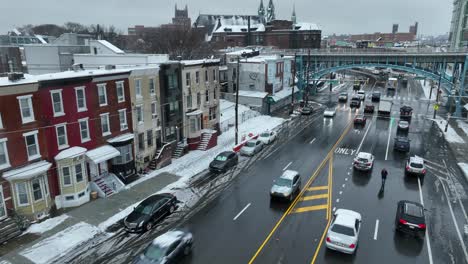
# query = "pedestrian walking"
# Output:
<box><xmin>380</xmin><ymin>168</ymin><xmax>388</xmax><ymax>192</ymax></box>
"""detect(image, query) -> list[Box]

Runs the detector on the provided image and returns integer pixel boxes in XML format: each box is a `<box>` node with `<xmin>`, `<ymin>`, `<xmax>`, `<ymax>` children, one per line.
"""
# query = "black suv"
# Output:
<box><xmin>350</xmin><ymin>97</ymin><xmax>361</xmax><ymax>108</ymax></box>
<box><xmin>394</xmin><ymin>137</ymin><xmax>410</xmax><ymax>152</ymax></box>
<box><xmin>395</xmin><ymin>200</ymin><xmax>426</xmax><ymax>238</ymax></box>
<box><xmin>371</xmin><ymin>92</ymin><xmax>381</xmax><ymax>102</ymax></box>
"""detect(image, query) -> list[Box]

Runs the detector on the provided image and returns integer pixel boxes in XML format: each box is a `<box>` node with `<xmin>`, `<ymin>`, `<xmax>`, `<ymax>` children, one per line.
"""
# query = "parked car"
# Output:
<box><xmin>371</xmin><ymin>92</ymin><xmax>381</xmax><ymax>102</ymax></box>
<box><xmin>395</xmin><ymin>200</ymin><xmax>426</xmax><ymax>238</ymax></box>
<box><xmin>240</xmin><ymin>139</ymin><xmax>264</xmax><ymax>156</ymax></box>
<box><xmin>350</xmin><ymin>97</ymin><xmax>361</xmax><ymax>108</ymax></box>
<box><xmin>133</xmin><ymin>230</ymin><xmax>193</xmax><ymax>264</ymax></box>
<box><xmin>394</xmin><ymin>137</ymin><xmax>410</xmax><ymax>152</ymax></box>
<box><xmin>353</xmin><ymin>152</ymin><xmax>374</xmax><ymax>171</ymax></box>
<box><xmin>270</xmin><ymin>170</ymin><xmax>301</xmax><ymax>201</ymax></box>
<box><xmin>364</xmin><ymin>104</ymin><xmax>375</xmax><ymax>114</ymax></box>
<box><xmin>357</xmin><ymin>91</ymin><xmax>366</xmax><ymax>101</ymax></box>
<box><xmin>338</xmin><ymin>93</ymin><xmax>348</xmax><ymax>102</ymax></box>
<box><xmin>301</xmin><ymin>106</ymin><xmax>313</xmax><ymax>115</ymax></box>
<box><xmin>354</xmin><ymin>115</ymin><xmax>367</xmax><ymax>126</ymax></box>
<box><xmin>326</xmin><ymin>209</ymin><xmax>362</xmax><ymax>254</ymax></box>
<box><xmin>405</xmin><ymin>156</ymin><xmax>426</xmax><ymax>176</ymax></box>
<box><xmin>124</xmin><ymin>193</ymin><xmax>178</xmax><ymax>233</ymax></box>
<box><xmin>258</xmin><ymin>131</ymin><xmax>277</xmax><ymax>145</ymax></box>
<box><xmin>397</xmin><ymin>120</ymin><xmax>410</xmax><ymax>131</ymax></box>
<box><xmin>209</xmin><ymin>151</ymin><xmax>238</xmax><ymax>173</ymax></box>
<box><xmin>324</xmin><ymin>108</ymin><xmax>336</xmax><ymax>117</ymax></box>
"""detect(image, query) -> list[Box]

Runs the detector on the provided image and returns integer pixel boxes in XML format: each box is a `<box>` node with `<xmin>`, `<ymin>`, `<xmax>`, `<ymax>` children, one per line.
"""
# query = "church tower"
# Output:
<box><xmin>258</xmin><ymin>0</ymin><xmax>266</xmax><ymax>23</ymax></box>
<box><xmin>291</xmin><ymin>4</ymin><xmax>297</xmax><ymax>25</ymax></box>
<box><xmin>266</xmin><ymin>0</ymin><xmax>276</xmax><ymax>22</ymax></box>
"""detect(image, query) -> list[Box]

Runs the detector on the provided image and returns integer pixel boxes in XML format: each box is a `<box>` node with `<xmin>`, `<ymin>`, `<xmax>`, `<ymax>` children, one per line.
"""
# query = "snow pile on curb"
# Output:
<box><xmin>21</xmin><ymin>222</ymin><xmax>102</xmax><ymax>264</ymax></box>
<box><xmin>419</xmin><ymin>80</ymin><xmax>437</xmax><ymax>101</ymax></box>
<box><xmin>456</xmin><ymin>120</ymin><xmax>468</xmax><ymax>137</ymax></box>
<box><xmin>433</xmin><ymin>117</ymin><xmax>465</xmax><ymax>144</ymax></box>
<box><xmin>457</xmin><ymin>163</ymin><xmax>468</xmax><ymax>182</ymax></box>
<box><xmin>25</xmin><ymin>214</ymin><xmax>69</xmax><ymax>234</ymax></box>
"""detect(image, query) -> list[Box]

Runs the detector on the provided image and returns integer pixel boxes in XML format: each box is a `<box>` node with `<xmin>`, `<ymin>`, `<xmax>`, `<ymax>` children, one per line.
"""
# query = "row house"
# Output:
<box><xmin>181</xmin><ymin>60</ymin><xmax>221</xmax><ymax>152</ymax></box>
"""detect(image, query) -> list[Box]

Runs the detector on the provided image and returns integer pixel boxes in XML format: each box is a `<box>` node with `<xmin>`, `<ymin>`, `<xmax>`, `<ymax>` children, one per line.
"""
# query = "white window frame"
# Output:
<box><xmin>0</xmin><ymin>112</ymin><xmax>3</xmax><ymax>129</ymax></box>
<box><xmin>62</xmin><ymin>166</ymin><xmax>72</xmax><ymax>187</ymax></box>
<box><xmin>23</xmin><ymin>130</ymin><xmax>40</xmax><ymax>161</ymax></box>
<box><xmin>0</xmin><ymin>138</ymin><xmax>10</xmax><ymax>170</ymax></box>
<box><xmin>55</xmin><ymin>123</ymin><xmax>69</xmax><ymax>150</ymax></box>
<box><xmin>78</xmin><ymin>118</ymin><xmax>90</xmax><ymax>143</ymax></box>
<box><xmin>17</xmin><ymin>95</ymin><xmax>35</xmax><ymax>124</ymax></box>
<box><xmin>15</xmin><ymin>182</ymin><xmax>29</xmax><ymax>206</ymax></box>
<box><xmin>186</xmin><ymin>72</ymin><xmax>191</xmax><ymax>86</ymax></box>
<box><xmin>75</xmin><ymin>163</ymin><xmax>84</xmax><ymax>183</ymax></box>
<box><xmin>135</xmin><ymin>79</ymin><xmax>142</xmax><ymax>98</ymax></box>
<box><xmin>50</xmin><ymin>89</ymin><xmax>65</xmax><ymax>117</ymax></box>
<box><xmin>151</xmin><ymin>101</ymin><xmax>157</xmax><ymax>119</ymax></box>
<box><xmin>136</xmin><ymin>105</ymin><xmax>144</xmax><ymax>125</ymax></box>
<box><xmin>75</xmin><ymin>86</ymin><xmax>87</xmax><ymax>112</ymax></box>
<box><xmin>31</xmin><ymin>177</ymin><xmax>44</xmax><ymax>202</ymax></box>
<box><xmin>97</xmin><ymin>84</ymin><xmax>108</xmax><ymax>107</ymax></box>
<box><xmin>149</xmin><ymin>78</ymin><xmax>155</xmax><ymax>96</ymax></box>
<box><xmin>100</xmin><ymin>113</ymin><xmax>111</xmax><ymax>136</ymax></box>
<box><xmin>119</xmin><ymin>109</ymin><xmax>128</xmax><ymax>131</ymax></box>
<box><xmin>116</xmin><ymin>81</ymin><xmax>125</xmax><ymax>103</ymax></box>
<box><xmin>195</xmin><ymin>71</ymin><xmax>200</xmax><ymax>84</ymax></box>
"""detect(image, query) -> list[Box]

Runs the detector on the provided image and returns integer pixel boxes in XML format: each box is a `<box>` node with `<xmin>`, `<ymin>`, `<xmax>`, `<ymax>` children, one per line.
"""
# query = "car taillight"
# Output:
<box><xmin>418</xmin><ymin>224</ymin><xmax>426</xmax><ymax>229</ymax></box>
<box><xmin>406</xmin><ymin>165</ymin><xmax>410</xmax><ymax>170</ymax></box>
<box><xmin>326</xmin><ymin>237</ymin><xmax>331</xmax><ymax>242</ymax></box>
<box><xmin>349</xmin><ymin>243</ymin><xmax>356</xmax><ymax>249</ymax></box>
<box><xmin>422</xmin><ymin>169</ymin><xmax>426</xmax><ymax>174</ymax></box>
<box><xmin>399</xmin><ymin>219</ymin><xmax>407</xmax><ymax>225</ymax></box>
<box><xmin>366</xmin><ymin>163</ymin><xmax>371</xmax><ymax>166</ymax></box>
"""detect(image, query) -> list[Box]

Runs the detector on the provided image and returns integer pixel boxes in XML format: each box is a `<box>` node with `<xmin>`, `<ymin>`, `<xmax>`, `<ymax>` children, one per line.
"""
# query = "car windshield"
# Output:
<box><xmin>134</xmin><ymin>203</ymin><xmax>153</xmax><ymax>215</ymax></box>
<box><xmin>260</xmin><ymin>133</ymin><xmax>270</xmax><ymax>137</ymax></box>
<box><xmin>215</xmin><ymin>155</ymin><xmax>228</xmax><ymax>161</ymax></box>
<box><xmin>410</xmin><ymin>162</ymin><xmax>423</xmax><ymax>168</ymax></box>
<box><xmin>246</xmin><ymin>142</ymin><xmax>256</xmax><ymax>147</ymax></box>
<box><xmin>331</xmin><ymin>224</ymin><xmax>355</xmax><ymax>236</ymax></box>
<box><xmin>357</xmin><ymin>158</ymin><xmax>368</xmax><ymax>163</ymax></box>
<box><xmin>399</xmin><ymin>121</ymin><xmax>409</xmax><ymax>125</ymax></box>
<box><xmin>340</xmin><ymin>93</ymin><xmax>347</xmax><ymax>96</ymax></box>
<box><xmin>275</xmin><ymin>178</ymin><xmax>292</xmax><ymax>187</ymax></box>
<box><xmin>405</xmin><ymin>203</ymin><xmax>423</xmax><ymax>217</ymax></box>
<box><xmin>144</xmin><ymin>244</ymin><xmax>166</xmax><ymax>261</ymax></box>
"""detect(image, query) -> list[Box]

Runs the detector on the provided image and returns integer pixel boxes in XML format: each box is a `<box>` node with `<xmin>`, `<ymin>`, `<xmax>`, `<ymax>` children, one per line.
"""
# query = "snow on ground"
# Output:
<box><xmin>458</xmin><ymin>163</ymin><xmax>468</xmax><ymax>182</ymax></box>
<box><xmin>433</xmin><ymin>117</ymin><xmax>465</xmax><ymax>144</ymax></box>
<box><xmin>25</xmin><ymin>214</ymin><xmax>69</xmax><ymax>234</ymax></box>
<box><xmin>419</xmin><ymin>80</ymin><xmax>441</xmax><ymax>101</ymax></box>
<box><xmin>220</xmin><ymin>99</ymin><xmax>251</xmax><ymax>123</ymax></box>
<box><xmin>21</xmin><ymin>222</ymin><xmax>102</xmax><ymax>264</ymax></box>
<box><xmin>456</xmin><ymin>120</ymin><xmax>468</xmax><ymax>137</ymax></box>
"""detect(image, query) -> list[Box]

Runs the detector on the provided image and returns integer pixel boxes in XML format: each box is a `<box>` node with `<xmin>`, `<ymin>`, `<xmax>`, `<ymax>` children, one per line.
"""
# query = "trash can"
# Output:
<box><xmin>91</xmin><ymin>191</ymin><xmax>98</xmax><ymax>200</ymax></box>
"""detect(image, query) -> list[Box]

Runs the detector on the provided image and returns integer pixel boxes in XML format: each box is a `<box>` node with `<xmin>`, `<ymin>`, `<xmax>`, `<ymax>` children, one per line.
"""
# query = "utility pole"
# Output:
<box><xmin>433</xmin><ymin>74</ymin><xmax>442</xmax><ymax>119</ymax></box>
<box><xmin>235</xmin><ymin>56</ymin><xmax>240</xmax><ymax>145</ymax></box>
<box><xmin>291</xmin><ymin>53</ymin><xmax>296</xmax><ymax>114</ymax></box>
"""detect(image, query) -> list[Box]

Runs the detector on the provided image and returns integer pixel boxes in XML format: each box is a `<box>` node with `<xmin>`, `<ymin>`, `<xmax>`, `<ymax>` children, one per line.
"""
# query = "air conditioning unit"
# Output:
<box><xmin>7</xmin><ymin>72</ymin><xmax>24</xmax><ymax>81</ymax></box>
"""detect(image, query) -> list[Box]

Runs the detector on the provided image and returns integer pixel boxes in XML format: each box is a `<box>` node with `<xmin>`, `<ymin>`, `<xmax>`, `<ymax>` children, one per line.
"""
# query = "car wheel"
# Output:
<box><xmin>183</xmin><ymin>244</ymin><xmax>192</xmax><ymax>255</ymax></box>
<box><xmin>169</xmin><ymin>205</ymin><xmax>176</xmax><ymax>214</ymax></box>
<box><xmin>145</xmin><ymin>222</ymin><xmax>153</xmax><ymax>232</ymax></box>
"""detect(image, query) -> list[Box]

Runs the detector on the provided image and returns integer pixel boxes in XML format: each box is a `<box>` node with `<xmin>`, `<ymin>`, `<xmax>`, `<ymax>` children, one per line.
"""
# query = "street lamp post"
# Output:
<box><xmin>291</xmin><ymin>53</ymin><xmax>297</xmax><ymax>114</ymax></box>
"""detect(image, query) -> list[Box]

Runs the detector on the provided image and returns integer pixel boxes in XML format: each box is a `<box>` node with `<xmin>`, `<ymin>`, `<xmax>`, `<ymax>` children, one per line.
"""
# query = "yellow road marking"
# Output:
<box><xmin>310</xmin><ymin>217</ymin><xmax>331</xmax><ymax>264</ymax></box>
<box><xmin>291</xmin><ymin>204</ymin><xmax>328</xmax><ymax>214</ymax></box>
<box><xmin>248</xmin><ymin>120</ymin><xmax>352</xmax><ymax>264</ymax></box>
<box><xmin>301</xmin><ymin>194</ymin><xmax>328</xmax><ymax>201</ymax></box>
<box><xmin>306</xmin><ymin>186</ymin><xmax>329</xmax><ymax>191</ymax></box>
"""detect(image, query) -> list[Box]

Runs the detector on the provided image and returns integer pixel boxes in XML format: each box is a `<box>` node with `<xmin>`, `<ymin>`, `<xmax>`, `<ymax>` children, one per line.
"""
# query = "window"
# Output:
<box><xmin>135</xmin><ymin>79</ymin><xmax>142</xmax><ymax>98</ymax></box>
<box><xmin>75</xmin><ymin>163</ymin><xmax>84</xmax><ymax>182</ymax></box>
<box><xmin>23</xmin><ymin>130</ymin><xmax>40</xmax><ymax>160</ymax></box>
<box><xmin>151</xmin><ymin>101</ymin><xmax>157</xmax><ymax>118</ymax></box>
<box><xmin>62</xmin><ymin>167</ymin><xmax>71</xmax><ymax>186</ymax></box>
<box><xmin>136</xmin><ymin>105</ymin><xmax>143</xmax><ymax>124</ymax></box>
<box><xmin>0</xmin><ymin>139</ymin><xmax>10</xmax><ymax>169</ymax></box>
<box><xmin>119</xmin><ymin>109</ymin><xmax>128</xmax><ymax>130</ymax></box>
<box><xmin>195</xmin><ymin>71</ymin><xmax>200</xmax><ymax>84</ymax></box>
<box><xmin>209</xmin><ymin>107</ymin><xmax>217</xmax><ymax>120</ymax></box>
<box><xmin>138</xmin><ymin>133</ymin><xmax>145</xmax><ymax>151</ymax></box>
<box><xmin>116</xmin><ymin>81</ymin><xmax>125</xmax><ymax>103</ymax></box>
<box><xmin>50</xmin><ymin>90</ymin><xmax>64</xmax><ymax>116</ymax></box>
<box><xmin>187</xmin><ymin>94</ymin><xmax>192</xmax><ymax>109</ymax></box>
<box><xmin>17</xmin><ymin>95</ymin><xmax>35</xmax><ymax>124</ymax></box>
<box><xmin>168</xmin><ymin>74</ymin><xmax>177</xmax><ymax>89</ymax></box>
<box><xmin>32</xmin><ymin>178</ymin><xmax>43</xmax><ymax>201</ymax></box>
<box><xmin>213</xmin><ymin>69</ymin><xmax>217</xmax><ymax>81</ymax></box>
<box><xmin>97</xmin><ymin>84</ymin><xmax>108</xmax><ymax>106</ymax></box>
<box><xmin>185</xmin><ymin>72</ymin><xmax>191</xmax><ymax>86</ymax></box>
<box><xmin>78</xmin><ymin>191</ymin><xmax>85</xmax><ymax>198</ymax></box>
<box><xmin>213</xmin><ymin>88</ymin><xmax>217</xmax><ymax>100</ymax></box>
<box><xmin>190</xmin><ymin>118</ymin><xmax>197</xmax><ymax>133</ymax></box>
<box><xmin>79</xmin><ymin>118</ymin><xmax>90</xmax><ymax>143</ymax></box>
<box><xmin>197</xmin><ymin>93</ymin><xmax>201</xmax><ymax>106</ymax></box>
<box><xmin>147</xmin><ymin>130</ymin><xmax>153</xmax><ymax>146</ymax></box>
<box><xmin>205</xmin><ymin>70</ymin><xmax>208</xmax><ymax>82</ymax></box>
<box><xmin>100</xmin><ymin>113</ymin><xmax>110</xmax><ymax>136</ymax></box>
<box><xmin>149</xmin><ymin>78</ymin><xmax>155</xmax><ymax>95</ymax></box>
<box><xmin>205</xmin><ymin>90</ymin><xmax>209</xmax><ymax>103</ymax></box>
<box><xmin>112</xmin><ymin>144</ymin><xmax>133</xmax><ymax>165</ymax></box>
<box><xmin>55</xmin><ymin>124</ymin><xmax>68</xmax><ymax>149</ymax></box>
<box><xmin>16</xmin><ymin>182</ymin><xmax>29</xmax><ymax>206</ymax></box>
<box><xmin>65</xmin><ymin>195</ymin><xmax>74</xmax><ymax>201</ymax></box>
<box><xmin>75</xmin><ymin>87</ymin><xmax>87</xmax><ymax>112</ymax></box>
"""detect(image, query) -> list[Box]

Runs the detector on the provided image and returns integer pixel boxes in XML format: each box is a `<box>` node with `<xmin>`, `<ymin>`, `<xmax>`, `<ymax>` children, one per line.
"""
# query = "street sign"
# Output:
<box><xmin>434</xmin><ymin>104</ymin><xmax>439</xmax><ymax>110</ymax></box>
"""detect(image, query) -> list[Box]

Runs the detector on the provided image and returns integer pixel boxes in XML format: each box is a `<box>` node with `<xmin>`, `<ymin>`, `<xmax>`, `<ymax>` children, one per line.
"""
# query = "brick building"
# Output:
<box><xmin>350</xmin><ymin>22</ymin><xmax>418</xmax><ymax>43</ymax></box>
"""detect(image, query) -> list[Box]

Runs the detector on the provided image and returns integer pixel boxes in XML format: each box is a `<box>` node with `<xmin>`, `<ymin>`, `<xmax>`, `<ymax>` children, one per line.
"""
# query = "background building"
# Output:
<box><xmin>449</xmin><ymin>0</ymin><xmax>468</xmax><ymax>49</ymax></box>
<box><xmin>349</xmin><ymin>22</ymin><xmax>418</xmax><ymax>44</ymax></box>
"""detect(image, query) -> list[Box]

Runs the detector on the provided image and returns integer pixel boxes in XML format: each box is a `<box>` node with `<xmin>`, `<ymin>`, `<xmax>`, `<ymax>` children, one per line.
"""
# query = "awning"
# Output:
<box><xmin>186</xmin><ymin>109</ymin><xmax>203</xmax><ymax>116</ymax></box>
<box><xmin>3</xmin><ymin>160</ymin><xmax>52</xmax><ymax>181</ymax></box>
<box><xmin>86</xmin><ymin>145</ymin><xmax>120</xmax><ymax>164</ymax></box>
<box><xmin>107</xmin><ymin>133</ymin><xmax>134</xmax><ymax>144</ymax></box>
<box><xmin>55</xmin><ymin>146</ymin><xmax>87</xmax><ymax>161</ymax></box>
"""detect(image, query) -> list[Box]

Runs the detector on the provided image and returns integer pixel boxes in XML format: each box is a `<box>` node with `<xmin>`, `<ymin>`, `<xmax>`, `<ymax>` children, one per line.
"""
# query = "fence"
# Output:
<box><xmin>219</xmin><ymin>110</ymin><xmax>260</xmax><ymax>133</ymax></box>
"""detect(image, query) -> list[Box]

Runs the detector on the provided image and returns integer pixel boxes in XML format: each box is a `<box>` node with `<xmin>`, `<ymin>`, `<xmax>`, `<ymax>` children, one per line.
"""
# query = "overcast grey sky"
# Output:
<box><xmin>0</xmin><ymin>0</ymin><xmax>451</xmax><ymax>36</ymax></box>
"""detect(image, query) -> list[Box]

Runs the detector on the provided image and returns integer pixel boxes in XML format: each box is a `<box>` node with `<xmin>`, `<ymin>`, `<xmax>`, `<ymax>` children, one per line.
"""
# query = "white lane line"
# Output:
<box><xmin>345</xmin><ymin>178</ymin><xmax>348</xmax><ymax>181</ymax></box>
<box><xmin>310</xmin><ymin>138</ymin><xmax>316</xmax><ymax>144</ymax></box>
<box><xmin>443</xmin><ymin>160</ymin><xmax>468</xmax><ymax>223</ymax></box>
<box><xmin>342</xmin><ymin>184</ymin><xmax>345</xmax><ymax>188</ymax></box>
<box><xmin>373</xmin><ymin>219</ymin><xmax>380</xmax><ymax>240</ymax></box>
<box><xmin>385</xmin><ymin>119</ymin><xmax>394</xmax><ymax>161</ymax></box>
<box><xmin>356</xmin><ymin>120</ymin><xmax>373</xmax><ymax>154</ymax></box>
<box><xmin>233</xmin><ymin>203</ymin><xmax>251</xmax><ymax>221</ymax></box>
<box><xmin>263</xmin><ymin>147</ymin><xmax>280</xmax><ymax>160</ymax></box>
<box><xmin>417</xmin><ymin>178</ymin><xmax>434</xmax><ymax>264</ymax></box>
<box><xmin>283</xmin><ymin>161</ymin><xmax>293</xmax><ymax>171</ymax></box>
<box><xmin>332</xmin><ymin>207</ymin><xmax>336</xmax><ymax>212</ymax></box>
<box><xmin>336</xmin><ymin>198</ymin><xmax>340</xmax><ymax>203</ymax></box>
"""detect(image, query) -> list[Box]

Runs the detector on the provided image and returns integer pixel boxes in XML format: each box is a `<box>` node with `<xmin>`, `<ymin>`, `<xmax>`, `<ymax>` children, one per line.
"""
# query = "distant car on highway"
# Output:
<box><xmin>133</xmin><ymin>230</ymin><xmax>193</xmax><ymax>264</ymax></box>
<box><xmin>326</xmin><ymin>209</ymin><xmax>362</xmax><ymax>254</ymax></box>
<box><xmin>354</xmin><ymin>115</ymin><xmax>367</xmax><ymax>126</ymax></box>
<box><xmin>209</xmin><ymin>151</ymin><xmax>238</xmax><ymax>173</ymax></box>
<box><xmin>270</xmin><ymin>170</ymin><xmax>301</xmax><ymax>201</ymax></box>
<box><xmin>357</xmin><ymin>91</ymin><xmax>366</xmax><ymax>101</ymax></box>
<box><xmin>324</xmin><ymin>108</ymin><xmax>336</xmax><ymax>117</ymax></box>
<box><xmin>258</xmin><ymin>131</ymin><xmax>277</xmax><ymax>145</ymax></box>
<box><xmin>364</xmin><ymin>104</ymin><xmax>375</xmax><ymax>114</ymax></box>
<box><xmin>301</xmin><ymin>106</ymin><xmax>313</xmax><ymax>115</ymax></box>
<box><xmin>397</xmin><ymin>120</ymin><xmax>410</xmax><ymax>131</ymax></box>
<box><xmin>395</xmin><ymin>200</ymin><xmax>426</xmax><ymax>239</ymax></box>
<box><xmin>350</xmin><ymin>96</ymin><xmax>361</xmax><ymax>108</ymax></box>
<box><xmin>338</xmin><ymin>92</ymin><xmax>348</xmax><ymax>102</ymax></box>
<box><xmin>405</xmin><ymin>156</ymin><xmax>426</xmax><ymax>177</ymax></box>
<box><xmin>240</xmin><ymin>139</ymin><xmax>264</xmax><ymax>156</ymax></box>
<box><xmin>371</xmin><ymin>91</ymin><xmax>381</xmax><ymax>102</ymax></box>
<box><xmin>353</xmin><ymin>152</ymin><xmax>374</xmax><ymax>171</ymax></box>
<box><xmin>394</xmin><ymin>137</ymin><xmax>410</xmax><ymax>152</ymax></box>
<box><xmin>124</xmin><ymin>193</ymin><xmax>178</xmax><ymax>233</ymax></box>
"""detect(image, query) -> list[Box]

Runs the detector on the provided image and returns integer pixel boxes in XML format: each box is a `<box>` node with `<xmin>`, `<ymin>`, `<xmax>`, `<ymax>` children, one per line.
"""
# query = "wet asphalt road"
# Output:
<box><xmin>177</xmin><ymin>77</ymin><xmax>468</xmax><ymax>264</ymax></box>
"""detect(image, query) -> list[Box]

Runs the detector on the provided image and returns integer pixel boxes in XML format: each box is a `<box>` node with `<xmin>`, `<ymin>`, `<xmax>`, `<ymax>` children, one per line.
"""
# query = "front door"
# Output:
<box><xmin>99</xmin><ymin>162</ymin><xmax>108</xmax><ymax>176</ymax></box>
<box><xmin>0</xmin><ymin>188</ymin><xmax>7</xmax><ymax>220</ymax></box>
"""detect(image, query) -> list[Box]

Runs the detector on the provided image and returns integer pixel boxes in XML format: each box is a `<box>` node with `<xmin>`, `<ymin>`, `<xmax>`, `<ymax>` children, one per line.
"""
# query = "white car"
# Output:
<box><xmin>353</xmin><ymin>152</ymin><xmax>374</xmax><ymax>171</ymax></box>
<box><xmin>258</xmin><ymin>131</ymin><xmax>277</xmax><ymax>144</ymax></box>
<box><xmin>405</xmin><ymin>156</ymin><xmax>426</xmax><ymax>176</ymax></box>
<box><xmin>326</xmin><ymin>209</ymin><xmax>362</xmax><ymax>254</ymax></box>
<box><xmin>270</xmin><ymin>170</ymin><xmax>301</xmax><ymax>201</ymax></box>
<box><xmin>357</xmin><ymin>91</ymin><xmax>366</xmax><ymax>101</ymax></box>
<box><xmin>324</xmin><ymin>108</ymin><xmax>336</xmax><ymax>117</ymax></box>
<box><xmin>240</xmin><ymin>139</ymin><xmax>264</xmax><ymax>156</ymax></box>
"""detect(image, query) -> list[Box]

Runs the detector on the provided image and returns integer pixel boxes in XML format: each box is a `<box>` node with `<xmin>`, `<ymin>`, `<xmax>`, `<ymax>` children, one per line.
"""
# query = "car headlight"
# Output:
<box><xmin>138</xmin><ymin>221</ymin><xmax>144</xmax><ymax>228</ymax></box>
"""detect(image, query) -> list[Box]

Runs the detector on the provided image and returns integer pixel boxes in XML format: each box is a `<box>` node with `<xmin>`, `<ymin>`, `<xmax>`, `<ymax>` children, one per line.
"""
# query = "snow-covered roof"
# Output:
<box><xmin>294</xmin><ymin>22</ymin><xmax>320</xmax><ymax>31</ymax></box>
<box><xmin>86</xmin><ymin>145</ymin><xmax>120</xmax><ymax>164</ymax></box>
<box><xmin>281</xmin><ymin>170</ymin><xmax>298</xmax><ymax>180</ymax></box>
<box><xmin>3</xmin><ymin>160</ymin><xmax>52</xmax><ymax>181</ymax></box>
<box><xmin>237</xmin><ymin>90</ymin><xmax>268</xmax><ymax>98</ymax></box>
<box><xmin>357</xmin><ymin>152</ymin><xmax>372</xmax><ymax>159</ymax></box>
<box><xmin>97</xmin><ymin>40</ymin><xmax>125</xmax><ymax>54</ymax></box>
<box><xmin>55</xmin><ymin>146</ymin><xmax>87</xmax><ymax>161</ymax></box>
<box><xmin>153</xmin><ymin>230</ymin><xmax>185</xmax><ymax>247</ymax></box>
<box><xmin>186</xmin><ymin>109</ymin><xmax>203</xmax><ymax>116</ymax></box>
<box><xmin>108</xmin><ymin>133</ymin><xmax>134</xmax><ymax>143</ymax></box>
<box><xmin>181</xmin><ymin>59</ymin><xmax>220</xmax><ymax>66</ymax></box>
<box><xmin>214</xmin><ymin>24</ymin><xmax>265</xmax><ymax>33</ymax></box>
<box><xmin>270</xmin><ymin>86</ymin><xmax>299</xmax><ymax>102</ymax></box>
<box><xmin>0</xmin><ymin>74</ymin><xmax>39</xmax><ymax>87</ymax></box>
